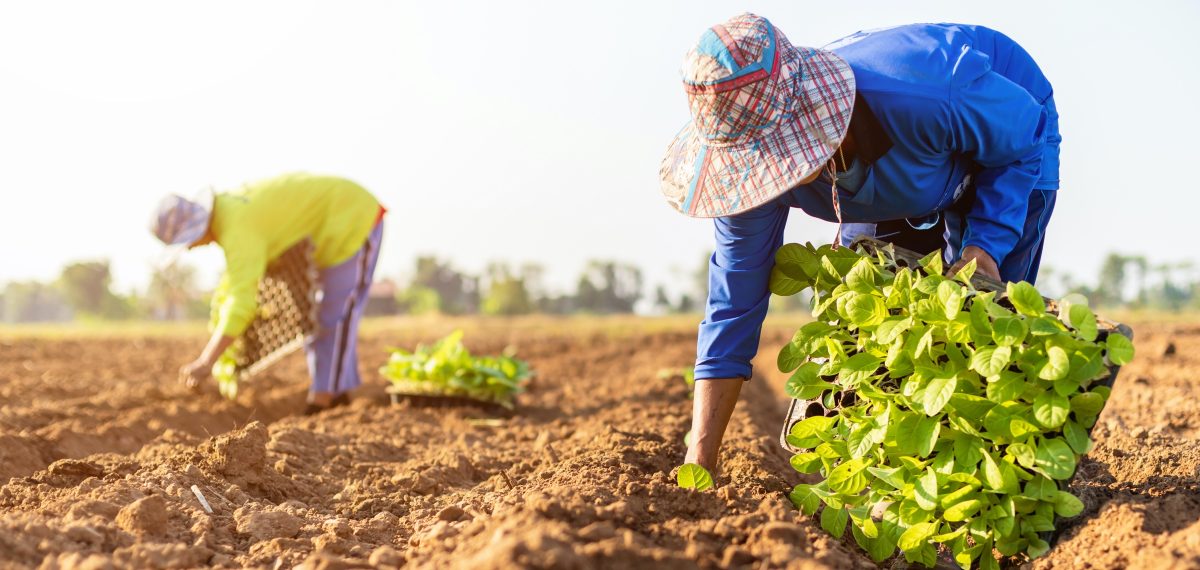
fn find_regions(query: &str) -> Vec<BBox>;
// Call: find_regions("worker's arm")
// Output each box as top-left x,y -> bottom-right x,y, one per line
211,243 -> 267,339
181,242 -> 266,387
179,333 -> 235,387
949,56 -> 1047,272
688,201 -> 789,473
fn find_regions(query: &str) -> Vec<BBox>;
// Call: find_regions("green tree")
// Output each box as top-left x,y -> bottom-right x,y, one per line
1147,262 -> 1196,310
652,285 -> 673,314
675,293 -> 697,314
481,263 -> 533,316
1094,254 -> 1128,307
407,256 -> 480,314
398,285 -> 441,315
1127,255 -> 1149,306
148,261 -> 199,320
58,260 -> 132,319
574,260 -> 643,314
1,281 -> 72,323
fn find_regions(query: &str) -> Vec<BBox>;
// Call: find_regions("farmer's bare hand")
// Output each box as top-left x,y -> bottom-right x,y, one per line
951,246 -> 1000,281
179,358 -> 213,389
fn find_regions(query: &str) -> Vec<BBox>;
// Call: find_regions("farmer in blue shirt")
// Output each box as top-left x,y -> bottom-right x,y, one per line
659,14 -> 1059,473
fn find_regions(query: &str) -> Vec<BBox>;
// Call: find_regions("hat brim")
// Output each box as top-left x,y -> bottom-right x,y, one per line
660,47 -> 855,218
170,187 -> 215,246
152,188 -> 215,269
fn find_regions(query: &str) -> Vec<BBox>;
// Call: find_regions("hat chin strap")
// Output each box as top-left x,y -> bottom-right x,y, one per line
828,146 -> 847,249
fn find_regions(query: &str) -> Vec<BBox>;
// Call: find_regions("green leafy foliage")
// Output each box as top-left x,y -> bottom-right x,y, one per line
773,242 -> 1134,568
677,463 -> 714,491
379,330 -> 531,408
211,351 -> 240,400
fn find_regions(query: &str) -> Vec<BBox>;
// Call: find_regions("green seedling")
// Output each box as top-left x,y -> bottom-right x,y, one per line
658,367 -> 697,397
772,242 -> 1133,568
677,463 -> 714,491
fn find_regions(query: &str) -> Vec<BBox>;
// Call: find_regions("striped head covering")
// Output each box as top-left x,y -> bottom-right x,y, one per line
660,13 -> 856,218
150,190 -> 214,247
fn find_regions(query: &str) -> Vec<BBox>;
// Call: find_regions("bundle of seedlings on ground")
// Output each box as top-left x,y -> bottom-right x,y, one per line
772,241 -> 1135,569
380,330 -> 531,409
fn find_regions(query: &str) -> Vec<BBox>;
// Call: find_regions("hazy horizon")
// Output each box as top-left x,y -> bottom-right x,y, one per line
2,1 -> 1197,301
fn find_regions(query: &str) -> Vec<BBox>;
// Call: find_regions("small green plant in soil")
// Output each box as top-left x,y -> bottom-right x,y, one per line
658,367 -> 697,397
678,463 -> 714,491
659,367 -> 698,446
380,330 -> 531,409
772,242 -> 1134,568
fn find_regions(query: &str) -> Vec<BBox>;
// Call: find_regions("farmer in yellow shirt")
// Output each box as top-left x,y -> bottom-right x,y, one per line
150,173 -> 385,413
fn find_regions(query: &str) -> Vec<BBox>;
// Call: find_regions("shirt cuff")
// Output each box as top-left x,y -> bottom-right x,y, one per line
694,359 -> 753,381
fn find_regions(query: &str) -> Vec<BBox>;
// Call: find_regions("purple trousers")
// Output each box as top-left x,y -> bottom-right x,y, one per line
305,221 -> 383,395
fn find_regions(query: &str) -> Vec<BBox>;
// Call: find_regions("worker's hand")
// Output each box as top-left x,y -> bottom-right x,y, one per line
179,357 -> 213,389
950,245 -> 1001,281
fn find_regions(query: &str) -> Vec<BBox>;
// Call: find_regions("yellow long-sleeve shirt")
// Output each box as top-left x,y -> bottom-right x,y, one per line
211,173 -> 381,337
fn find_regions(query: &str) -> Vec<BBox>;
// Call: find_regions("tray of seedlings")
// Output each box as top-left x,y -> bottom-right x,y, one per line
379,330 -> 531,416
772,237 -> 1134,569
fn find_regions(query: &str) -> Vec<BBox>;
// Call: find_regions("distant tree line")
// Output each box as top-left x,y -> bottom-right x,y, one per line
0,256 -> 694,323
0,260 -> 209,324
1042,253 -> 1200,311
3,251 -> 1195,324
387,257 -> 670,316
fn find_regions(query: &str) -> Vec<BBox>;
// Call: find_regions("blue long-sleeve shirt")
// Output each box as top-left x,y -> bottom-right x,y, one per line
696,24 -> 1059,380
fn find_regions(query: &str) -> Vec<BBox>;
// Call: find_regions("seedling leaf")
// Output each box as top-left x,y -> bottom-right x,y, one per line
1053,491 -> 1085,517
1106,333 -> 1135,365
1007,281 -> 1046,316
821,506 -> 850,538
1034,438 -> 1076,480
1032,392 -> 1070,429
677,464 -> 714,491
789,483 -> 822,515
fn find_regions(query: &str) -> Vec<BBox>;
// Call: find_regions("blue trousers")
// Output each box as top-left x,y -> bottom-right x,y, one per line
305,221 -> 383,395
843,188 -> 1056,284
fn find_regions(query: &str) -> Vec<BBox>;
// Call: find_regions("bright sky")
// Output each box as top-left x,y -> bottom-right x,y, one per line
2,1 -> 1197,300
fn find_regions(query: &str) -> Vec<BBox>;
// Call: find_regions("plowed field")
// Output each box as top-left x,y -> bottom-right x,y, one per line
0,317 -> 1196,569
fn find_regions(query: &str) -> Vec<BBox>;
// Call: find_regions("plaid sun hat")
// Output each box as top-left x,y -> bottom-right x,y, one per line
660,13 -> 856,218
149,189 -> 214,248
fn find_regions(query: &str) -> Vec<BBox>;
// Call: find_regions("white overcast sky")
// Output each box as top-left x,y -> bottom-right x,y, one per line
1,0 -> 1196,299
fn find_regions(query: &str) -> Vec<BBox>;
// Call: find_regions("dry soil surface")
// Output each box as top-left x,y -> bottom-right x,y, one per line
0,318 -> 1196,569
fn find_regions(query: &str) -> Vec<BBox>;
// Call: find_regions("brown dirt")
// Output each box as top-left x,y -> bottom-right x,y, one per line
1037,323 -> 1200,570
0,319 -> 1196,569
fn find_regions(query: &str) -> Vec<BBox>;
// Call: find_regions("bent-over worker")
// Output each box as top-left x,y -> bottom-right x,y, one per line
659,15 -> 1060,473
